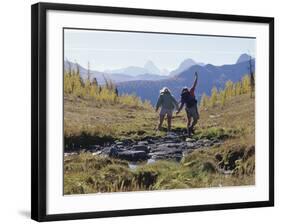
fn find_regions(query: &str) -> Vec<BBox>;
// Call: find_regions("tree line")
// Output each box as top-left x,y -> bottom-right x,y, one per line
200,74 -> 253,109
63,63 -> 151,108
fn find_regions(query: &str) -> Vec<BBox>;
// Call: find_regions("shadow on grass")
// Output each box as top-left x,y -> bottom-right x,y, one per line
64,132 -> 115,151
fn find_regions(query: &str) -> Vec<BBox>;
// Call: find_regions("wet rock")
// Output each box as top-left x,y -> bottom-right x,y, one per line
185,138 -> 196,143
157,143 -> 183,148
91,133 -> 223,163
149,145 -> 183,160
164,134 -> 181,141
115,150 -> 148,162
88,145 -> 101,151
162,138 -> 181,143
185,142 -> 197,149
146,138 -> 156,144
138,141 -> 148,145
132,145 -> 150,153
115,141 -> 124,146
196,139 -> 214,147
198,139 -> 212,144
109,146 -> 119,157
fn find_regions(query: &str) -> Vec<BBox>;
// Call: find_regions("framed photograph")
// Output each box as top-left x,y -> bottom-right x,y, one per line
31,2 -> 274,222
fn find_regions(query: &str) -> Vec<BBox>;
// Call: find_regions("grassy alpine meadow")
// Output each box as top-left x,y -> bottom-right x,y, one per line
63,75 -> 255,194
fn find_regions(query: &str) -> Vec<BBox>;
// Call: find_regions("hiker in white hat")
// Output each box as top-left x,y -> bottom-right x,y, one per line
155,87 -> 179,132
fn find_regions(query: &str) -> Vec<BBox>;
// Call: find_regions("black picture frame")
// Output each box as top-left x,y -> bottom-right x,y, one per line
31,2 -> 274,222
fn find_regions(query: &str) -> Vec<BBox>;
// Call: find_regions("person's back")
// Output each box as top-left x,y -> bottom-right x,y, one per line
155,87 -> 179,132
157,92 -> 178,110
181,90 -> 197,108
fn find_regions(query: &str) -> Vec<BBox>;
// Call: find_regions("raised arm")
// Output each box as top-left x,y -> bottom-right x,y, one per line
190,72 -> 198,91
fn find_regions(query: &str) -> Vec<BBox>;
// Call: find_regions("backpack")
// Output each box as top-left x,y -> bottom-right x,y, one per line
181,91 -> 197,108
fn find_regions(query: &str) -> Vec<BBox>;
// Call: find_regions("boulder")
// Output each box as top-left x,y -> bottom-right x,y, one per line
138,141 -> 148,145
196,139 -> 213,147
149,145 -> 183,160
185,138 -> 196,143
163,139 -> 181,143
115,150 -> 148,162
185,142 -> 197,149
156,143 -> 183,149
109,146 -> 119,157
115,141 -> 124,146
132,145 -> 150,153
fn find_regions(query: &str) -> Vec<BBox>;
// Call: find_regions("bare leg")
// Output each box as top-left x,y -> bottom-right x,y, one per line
167,115 -> 172,131
158,114 -> 165,130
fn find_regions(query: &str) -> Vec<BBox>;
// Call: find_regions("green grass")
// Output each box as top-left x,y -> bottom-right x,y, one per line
193,127 -> 243,140
64,149 -> 254,194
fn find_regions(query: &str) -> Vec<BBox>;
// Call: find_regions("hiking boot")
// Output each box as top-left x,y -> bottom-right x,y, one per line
186,128 -> 191,137
189,127 -> 195,135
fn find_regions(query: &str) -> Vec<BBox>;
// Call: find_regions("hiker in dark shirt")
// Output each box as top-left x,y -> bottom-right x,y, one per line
176,72 -> 199,136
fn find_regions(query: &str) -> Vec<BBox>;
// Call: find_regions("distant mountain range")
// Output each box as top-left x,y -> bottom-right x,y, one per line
169,58 -> 204,77
236,53 -> 253,64
64,54 -> 255,105
117,54 -> 255,105
64,60 -> 168,84
64,58 -> 205,84
105,60 -> 167,76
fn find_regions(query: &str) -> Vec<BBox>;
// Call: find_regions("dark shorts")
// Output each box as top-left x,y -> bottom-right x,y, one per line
185,105 -> 199,120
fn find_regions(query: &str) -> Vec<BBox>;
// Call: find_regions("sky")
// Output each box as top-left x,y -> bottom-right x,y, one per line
64,29 -> 256,73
